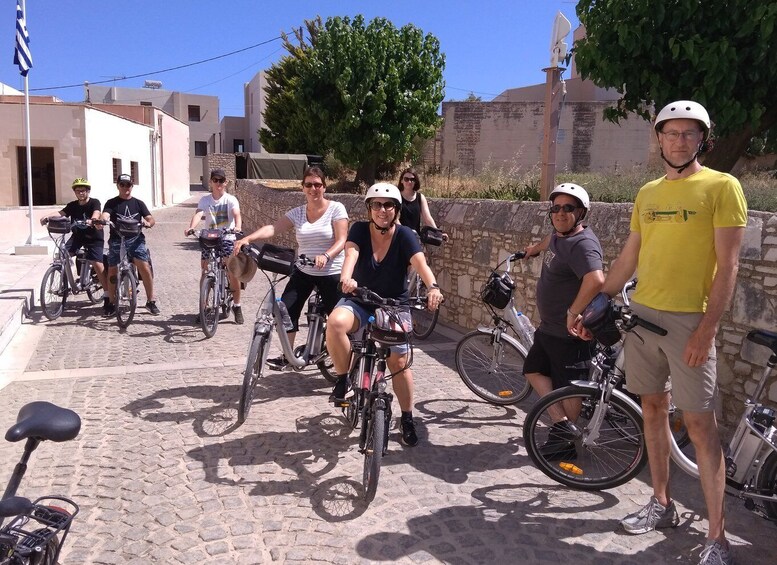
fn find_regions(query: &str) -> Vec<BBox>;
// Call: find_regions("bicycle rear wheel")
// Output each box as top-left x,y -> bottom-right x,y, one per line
85,276 -> 104,304
238,332 -> 271,424
40,265 -> 66,321
115,271 -> 137,328
199,276 -> 219,338
523,386 -> 647,490
316,344 -> 338,383
757,450 -> 777,520
409,278 -> 439,340
455,330 -> 531,405
362,406 -> 386,503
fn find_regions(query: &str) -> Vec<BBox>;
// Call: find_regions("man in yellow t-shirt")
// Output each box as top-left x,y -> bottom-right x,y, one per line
589,101 -> 746,565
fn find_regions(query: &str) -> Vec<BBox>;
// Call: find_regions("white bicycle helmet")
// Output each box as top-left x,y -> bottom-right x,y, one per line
364,182 -> 402,205
654,100 -> 711,141
550,183 -> 590,214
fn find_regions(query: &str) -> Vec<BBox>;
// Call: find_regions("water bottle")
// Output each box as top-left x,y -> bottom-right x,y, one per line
276,299 -> 293,331
516,312 -> 535,341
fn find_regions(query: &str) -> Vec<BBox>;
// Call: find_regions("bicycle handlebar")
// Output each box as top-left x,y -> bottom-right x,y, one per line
622,310 -> 668,336
338,283 -> 403,307
187,227 -> 242,237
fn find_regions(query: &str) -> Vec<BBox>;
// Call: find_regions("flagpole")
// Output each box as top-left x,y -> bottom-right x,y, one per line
23,68 -> 33,245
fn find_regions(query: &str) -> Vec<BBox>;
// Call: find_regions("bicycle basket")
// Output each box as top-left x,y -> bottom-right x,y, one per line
255,243 -> 296,275
582,292 -> 622,347
116,218 -> 142,237
481,272 -> 515,310
46,217 -> 71,234
198,228 -> 222,249
371,308 -> 412,345
419,226 -> 444,246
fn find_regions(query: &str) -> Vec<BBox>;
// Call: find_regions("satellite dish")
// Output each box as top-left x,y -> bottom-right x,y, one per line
549,12 -> 572,67
143,80 -> 163,89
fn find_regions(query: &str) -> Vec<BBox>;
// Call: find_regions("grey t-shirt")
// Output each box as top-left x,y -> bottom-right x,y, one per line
536,226 -> 603,338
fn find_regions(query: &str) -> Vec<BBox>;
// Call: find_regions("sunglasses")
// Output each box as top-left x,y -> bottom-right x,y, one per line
549,203 -> 579,214
73,188 -> 90,193
118,182 -> 132,188
303,182 -> 324,189
369,201 -> 397,211
402,177 -> 416,182
211,177 -> 227,184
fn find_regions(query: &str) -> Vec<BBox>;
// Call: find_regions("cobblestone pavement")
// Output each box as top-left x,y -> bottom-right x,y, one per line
0,198 -> 774,564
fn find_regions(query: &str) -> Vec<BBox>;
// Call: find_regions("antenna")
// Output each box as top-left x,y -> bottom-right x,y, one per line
549,11 -> 572,68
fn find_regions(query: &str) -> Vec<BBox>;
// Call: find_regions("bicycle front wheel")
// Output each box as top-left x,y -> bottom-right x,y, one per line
115,271 -> 137,328
455,330 -> 531,405
523,386 -> 647,490
85,275 -> 104,304
316,343 -> 338,383
238,332 -> 270,424
40,265 -> 66,321
199,276 -> 219,338
409,278 -> 439,340
757,450 -> 777,520
362,406 -> 386,503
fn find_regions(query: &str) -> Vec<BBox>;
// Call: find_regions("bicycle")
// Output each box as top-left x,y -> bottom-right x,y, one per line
454,251 -> 535,405
407,226 -> 445,340
186,227 -> 242,338
237,243 -> 336,424
39,217 -> 104,321
337,286 -> 420,504
0,401 -> 81,564
523,295 -> 777,522
101,219 -> 151,329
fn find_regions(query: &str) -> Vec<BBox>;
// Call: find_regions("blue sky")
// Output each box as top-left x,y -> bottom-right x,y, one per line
4,1 -> 580,118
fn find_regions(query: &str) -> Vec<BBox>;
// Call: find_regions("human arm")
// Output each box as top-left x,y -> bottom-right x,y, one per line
683,226 -> 744,367
409,251 -> 443,311
567,269 -> 605,335
525,233 -> 551,257
185,210 -> 204,236
233,216 -> 294,254
315,217 -> 348,270
601,231 -> 641,297
232,207 -> 242,232
40,208 -> 67,225
419,194 -> 448,241
143,214 -> 155,229
338,241 -> 361,294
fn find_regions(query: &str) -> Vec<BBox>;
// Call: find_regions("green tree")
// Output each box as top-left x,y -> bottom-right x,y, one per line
574,0 -> 777,172
261,15 -> 445,184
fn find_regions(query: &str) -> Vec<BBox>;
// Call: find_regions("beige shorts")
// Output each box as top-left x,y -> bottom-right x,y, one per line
623,302 -> 718,412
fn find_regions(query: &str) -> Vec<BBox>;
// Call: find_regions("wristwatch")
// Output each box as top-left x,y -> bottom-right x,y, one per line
430,283 -> 440,289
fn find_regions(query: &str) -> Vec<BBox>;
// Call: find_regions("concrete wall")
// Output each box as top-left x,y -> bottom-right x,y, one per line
234,180 -> 777,430
440,100 -> 655,174
244,71 -> 267,153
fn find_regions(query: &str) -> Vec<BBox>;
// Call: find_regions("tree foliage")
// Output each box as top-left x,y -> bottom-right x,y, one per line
574,0 -> 777,172
260,15 -> 445,184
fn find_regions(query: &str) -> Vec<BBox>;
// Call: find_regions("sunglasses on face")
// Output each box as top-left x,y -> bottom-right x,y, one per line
550,203 -> 579,214
369,201 -> 397,211
119,182 -> 132,188
211,177 -> 227,184
303,182 -> 324,189
402,177 -> 415,182
73,188 -> 89,194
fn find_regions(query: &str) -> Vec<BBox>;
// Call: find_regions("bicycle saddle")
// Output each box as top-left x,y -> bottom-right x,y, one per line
747,329 -> 777,356
0,495 -> 33,518
5,401 -> 81,443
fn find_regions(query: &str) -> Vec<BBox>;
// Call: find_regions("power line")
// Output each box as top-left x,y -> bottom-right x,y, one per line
30,34 -> 288,92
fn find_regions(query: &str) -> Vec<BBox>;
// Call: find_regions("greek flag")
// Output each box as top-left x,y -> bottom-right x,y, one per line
13,1 -> 32,77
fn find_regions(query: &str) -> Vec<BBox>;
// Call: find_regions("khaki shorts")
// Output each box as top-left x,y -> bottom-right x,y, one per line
623,302 -> 718,412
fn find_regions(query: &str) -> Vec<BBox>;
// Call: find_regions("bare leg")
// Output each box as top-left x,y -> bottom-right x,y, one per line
388,353 -> 413,412
91,260 -> 108,290
640,392 -> 673,507
326,307 -> 358,375
134,259 -> 154,301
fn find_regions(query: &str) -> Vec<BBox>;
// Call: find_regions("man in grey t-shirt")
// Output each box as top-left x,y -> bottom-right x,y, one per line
523,183 -> 604,460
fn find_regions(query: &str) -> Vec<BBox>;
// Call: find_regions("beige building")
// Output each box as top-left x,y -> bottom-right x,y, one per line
219,70 -> 268,158
0,94 -> 189,210
87,84 -> 218,187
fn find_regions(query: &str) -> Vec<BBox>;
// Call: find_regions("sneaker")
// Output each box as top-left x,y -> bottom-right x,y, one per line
539,420 -> 579,461
194,314 -> 201,325
103,302 -> 116,317
102,296 -> 110,312
266,356 -> 289,371
400,416 -> 419,447
698,539 -> 734,565
621,496 -> 680,534
233,305 -> 244,324
329,376 -> 353,404
145,301 -> 160,315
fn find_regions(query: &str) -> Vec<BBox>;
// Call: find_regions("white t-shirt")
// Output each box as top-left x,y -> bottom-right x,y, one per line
286,201 -> 348,276
197,193 -> 240,240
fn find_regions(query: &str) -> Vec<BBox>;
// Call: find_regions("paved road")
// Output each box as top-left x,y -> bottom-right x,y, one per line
0,197 -> 774,564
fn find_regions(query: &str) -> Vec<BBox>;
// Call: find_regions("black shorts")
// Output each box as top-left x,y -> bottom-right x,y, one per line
524,330 -> 593,389
67,235 -> 104,262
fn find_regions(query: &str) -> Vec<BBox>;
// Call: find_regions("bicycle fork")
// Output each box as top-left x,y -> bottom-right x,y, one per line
359,358 -> 393,456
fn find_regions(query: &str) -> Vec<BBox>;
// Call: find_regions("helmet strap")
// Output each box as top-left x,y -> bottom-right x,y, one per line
659,148 -> 699,175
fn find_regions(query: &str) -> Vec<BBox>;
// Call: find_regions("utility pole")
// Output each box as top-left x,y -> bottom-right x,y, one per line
540,12 -> 571,201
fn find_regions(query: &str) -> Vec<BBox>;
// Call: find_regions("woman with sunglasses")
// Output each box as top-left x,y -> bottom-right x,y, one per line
234,166 -> 348,370
325,182 -> 443,447
397,167 -> 447,240
522,183 -> 604,460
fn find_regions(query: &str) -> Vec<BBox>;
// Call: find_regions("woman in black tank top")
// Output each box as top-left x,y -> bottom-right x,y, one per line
397,167 -> 446,238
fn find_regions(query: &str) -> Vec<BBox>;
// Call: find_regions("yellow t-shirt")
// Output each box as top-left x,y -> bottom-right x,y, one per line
630,167 -> 747,312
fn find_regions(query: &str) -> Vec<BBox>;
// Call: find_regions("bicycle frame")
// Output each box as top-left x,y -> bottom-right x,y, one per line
48,226 -> 95,295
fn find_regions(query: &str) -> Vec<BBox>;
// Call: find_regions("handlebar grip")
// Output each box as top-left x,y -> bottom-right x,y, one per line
512,251 -> 527,260
634,316 -> 667,336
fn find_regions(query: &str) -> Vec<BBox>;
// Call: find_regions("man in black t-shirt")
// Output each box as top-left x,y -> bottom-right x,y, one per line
101,174 -> 159,316
40,177 -> 108,311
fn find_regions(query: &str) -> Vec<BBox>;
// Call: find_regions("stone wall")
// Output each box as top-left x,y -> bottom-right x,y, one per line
234,180 -> 777,429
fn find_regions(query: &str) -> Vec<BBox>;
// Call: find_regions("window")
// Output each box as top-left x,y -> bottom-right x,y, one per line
112,158 -> 121,182
233,139 -> 244,153
130,161 -> 139,183
140,101 -> 152,107
194,141 -> 208,157
188,105 -> 201,122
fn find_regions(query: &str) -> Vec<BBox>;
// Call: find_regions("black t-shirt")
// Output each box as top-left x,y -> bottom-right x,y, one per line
103,196 -> 151,241
400,195 -> 422,233
347,221 -> 422,303
61,198 -> 104,242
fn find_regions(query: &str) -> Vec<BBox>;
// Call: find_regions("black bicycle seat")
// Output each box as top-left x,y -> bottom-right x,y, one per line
0,495 -> 33,518
746,329 -> 777,356
5,401 -> 81,443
